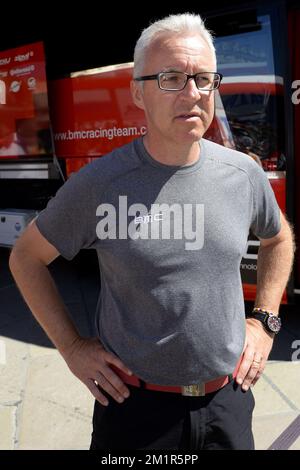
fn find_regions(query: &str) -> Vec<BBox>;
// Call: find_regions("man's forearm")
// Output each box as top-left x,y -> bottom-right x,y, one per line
9,249 -> 81,357
255,235 -> 294,313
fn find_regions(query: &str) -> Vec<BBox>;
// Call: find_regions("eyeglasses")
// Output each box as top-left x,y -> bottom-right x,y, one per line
134,71 -> 223,91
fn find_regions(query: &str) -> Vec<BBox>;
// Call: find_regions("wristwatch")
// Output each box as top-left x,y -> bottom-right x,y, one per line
246,308 -> 282,334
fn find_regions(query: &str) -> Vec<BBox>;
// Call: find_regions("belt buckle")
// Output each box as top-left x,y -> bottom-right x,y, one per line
181,383 -> 205,397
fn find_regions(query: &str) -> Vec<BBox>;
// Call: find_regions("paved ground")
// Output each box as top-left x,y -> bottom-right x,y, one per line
1,247 -> 300,450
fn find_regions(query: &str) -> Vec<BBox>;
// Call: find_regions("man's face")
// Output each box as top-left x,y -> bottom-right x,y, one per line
131,34 -> 216,147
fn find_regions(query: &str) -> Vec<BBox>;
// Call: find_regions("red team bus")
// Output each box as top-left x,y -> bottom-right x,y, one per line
0,0 -> 299,303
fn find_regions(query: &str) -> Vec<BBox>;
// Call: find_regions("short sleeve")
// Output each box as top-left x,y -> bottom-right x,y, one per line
250,165 -> 281,239
36,165 -> 99,260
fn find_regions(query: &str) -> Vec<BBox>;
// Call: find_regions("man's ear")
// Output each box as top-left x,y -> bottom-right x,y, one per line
131,80 -> 145,110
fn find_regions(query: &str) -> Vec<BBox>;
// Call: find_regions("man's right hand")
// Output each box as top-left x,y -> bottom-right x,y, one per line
9,222 -> 132,407
62,337 -> 133,406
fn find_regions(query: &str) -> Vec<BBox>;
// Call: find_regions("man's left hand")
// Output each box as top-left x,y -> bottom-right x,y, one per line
236,318 -> 275,391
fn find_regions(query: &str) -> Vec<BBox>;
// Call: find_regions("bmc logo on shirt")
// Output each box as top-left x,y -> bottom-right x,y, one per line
95,196 -> 204,251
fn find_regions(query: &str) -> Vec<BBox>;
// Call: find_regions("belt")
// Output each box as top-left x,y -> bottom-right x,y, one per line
111,356 -> 242,397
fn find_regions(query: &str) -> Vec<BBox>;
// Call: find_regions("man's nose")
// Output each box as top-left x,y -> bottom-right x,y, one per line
181,77 -> 201,99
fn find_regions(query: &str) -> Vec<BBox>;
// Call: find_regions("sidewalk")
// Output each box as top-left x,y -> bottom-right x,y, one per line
0,248 -> 97,450
1,247 -> 300,450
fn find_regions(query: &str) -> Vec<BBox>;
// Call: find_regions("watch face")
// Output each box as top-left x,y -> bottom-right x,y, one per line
267,315 -> 281,333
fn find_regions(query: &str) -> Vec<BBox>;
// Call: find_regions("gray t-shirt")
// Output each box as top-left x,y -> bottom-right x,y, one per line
36,138 -> 281,385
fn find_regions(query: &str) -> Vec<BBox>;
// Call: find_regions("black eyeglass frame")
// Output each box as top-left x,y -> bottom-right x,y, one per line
134,71 -> 223,91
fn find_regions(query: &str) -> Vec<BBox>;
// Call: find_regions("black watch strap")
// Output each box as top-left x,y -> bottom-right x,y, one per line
246,309 -> 281,334
247,311 -> 268,323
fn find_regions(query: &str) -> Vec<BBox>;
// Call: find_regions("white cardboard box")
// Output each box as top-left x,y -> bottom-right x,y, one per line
0,209 -> 38,247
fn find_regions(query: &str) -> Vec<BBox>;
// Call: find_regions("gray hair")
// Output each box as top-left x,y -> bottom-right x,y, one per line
133,13 -> 216,77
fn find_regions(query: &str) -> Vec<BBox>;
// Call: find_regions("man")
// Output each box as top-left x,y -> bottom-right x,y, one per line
9,13 -> 294,450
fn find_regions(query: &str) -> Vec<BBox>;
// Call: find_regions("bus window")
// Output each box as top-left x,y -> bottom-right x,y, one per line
220,84 -> 285,171
207,10 -> 285,171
